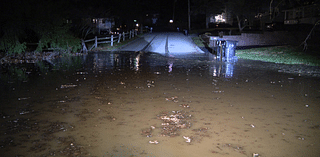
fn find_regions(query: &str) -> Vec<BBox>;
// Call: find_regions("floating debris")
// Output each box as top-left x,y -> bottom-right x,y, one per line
157,110 -> 192,137
141,128 -> 153,137
60,85 -> 77,88
183,136 -> 191,143
148,140 -> 159,144
253,153 -> 260,157
18,97 -> 30,100
19,111 -> 30,115
76,72 -> 88,75
223,143 -> 247,155
146,80 -> 155,88
165,96 -> 179,103
179,104 -> 190,108
192,127 -> 208,133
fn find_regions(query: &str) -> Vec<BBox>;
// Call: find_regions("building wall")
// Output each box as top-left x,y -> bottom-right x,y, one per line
207,31 -> 306,47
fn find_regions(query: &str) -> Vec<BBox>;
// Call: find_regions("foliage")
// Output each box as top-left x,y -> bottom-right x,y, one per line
191,37 -> 205,47
0,0 -> 81,55
35,24 -> 81,53
190,0 -> 225,28
226,0 -> 261,32
236,46 -> 320,66
191,0 -> 224,15
0,35 -> 27,55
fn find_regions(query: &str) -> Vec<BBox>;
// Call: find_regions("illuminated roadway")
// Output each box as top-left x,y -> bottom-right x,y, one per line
117,32 -> 205,56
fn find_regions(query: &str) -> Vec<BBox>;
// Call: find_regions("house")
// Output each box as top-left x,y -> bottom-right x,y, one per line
92,18 -> 115,35
283,4 -> 320,25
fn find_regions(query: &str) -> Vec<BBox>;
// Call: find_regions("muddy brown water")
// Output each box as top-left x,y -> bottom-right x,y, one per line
0,51 -> 319,157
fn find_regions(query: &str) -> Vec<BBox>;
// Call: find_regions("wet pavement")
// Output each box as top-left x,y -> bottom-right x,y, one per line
116,32 -> 204,55
0,51 -> 320,157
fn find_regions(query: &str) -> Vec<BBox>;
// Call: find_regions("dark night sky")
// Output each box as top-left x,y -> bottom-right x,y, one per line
0,0 -> 318,28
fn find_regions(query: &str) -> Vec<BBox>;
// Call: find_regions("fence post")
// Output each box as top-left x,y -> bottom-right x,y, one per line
123,32 -> 125,41
118,34 -> 121,43
132,29 -> 134,38
94,36 -> 97,48
81,39 -> 88,53
111,35 -> 114,46
129,30 -> 132,39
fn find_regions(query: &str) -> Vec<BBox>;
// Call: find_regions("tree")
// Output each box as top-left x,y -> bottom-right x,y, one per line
191,0 -> 225,29
226,0 -> 261,32
0,0 -> 81,55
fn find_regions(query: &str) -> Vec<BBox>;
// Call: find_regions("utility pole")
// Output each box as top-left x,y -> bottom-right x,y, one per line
188,0 -> 191,31
173,0 -> 177,21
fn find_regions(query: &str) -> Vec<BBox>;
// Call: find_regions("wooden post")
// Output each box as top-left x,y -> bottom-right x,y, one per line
94,36 -> 97,48
111,35 -> 114,46
81,39 -> 88,53
132,29 -> 134,38
123,32 -> 125,41
118,34 -> 121,43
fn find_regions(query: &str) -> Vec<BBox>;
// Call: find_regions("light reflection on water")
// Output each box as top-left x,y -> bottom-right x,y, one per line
0,51 -> 319,157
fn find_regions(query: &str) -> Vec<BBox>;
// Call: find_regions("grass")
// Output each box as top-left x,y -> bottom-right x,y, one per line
236,46 -> 320,66
191,36 -> 206,47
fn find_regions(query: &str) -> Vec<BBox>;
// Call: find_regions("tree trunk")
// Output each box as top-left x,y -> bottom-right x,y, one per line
205,13 -> 210,29
300,20 -> 320,51
81,39 -> 88,53
236,15 -> 246,32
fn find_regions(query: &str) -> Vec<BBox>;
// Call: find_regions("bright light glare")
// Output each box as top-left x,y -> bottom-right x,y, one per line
169,19 -> 173,23
145,34 -> 204,55
215,14 -> 226,23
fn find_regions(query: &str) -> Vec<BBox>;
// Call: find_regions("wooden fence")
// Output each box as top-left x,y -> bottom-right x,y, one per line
83,29 -> 138,51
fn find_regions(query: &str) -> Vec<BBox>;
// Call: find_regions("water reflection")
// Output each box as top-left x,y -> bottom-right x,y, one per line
1,51 -> 319,157
210,62 -> 234,78
0,56 -> 84,84
88,51 -> 236,78
90,52 -> 145,73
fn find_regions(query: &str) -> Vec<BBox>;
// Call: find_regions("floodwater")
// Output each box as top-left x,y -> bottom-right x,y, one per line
0,51 -> 319,157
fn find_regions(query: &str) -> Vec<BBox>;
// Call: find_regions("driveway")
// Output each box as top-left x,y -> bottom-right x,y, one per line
117,32 -> 204,56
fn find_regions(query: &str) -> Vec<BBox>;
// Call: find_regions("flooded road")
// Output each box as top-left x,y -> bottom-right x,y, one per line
0,51 -> 319,157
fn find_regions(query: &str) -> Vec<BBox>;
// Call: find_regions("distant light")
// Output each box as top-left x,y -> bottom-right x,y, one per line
136,23 -> 139,27
134,20 -> 137,22
169,19 -> 173,23
215,14 -> 226,23
146,14 -> 149,16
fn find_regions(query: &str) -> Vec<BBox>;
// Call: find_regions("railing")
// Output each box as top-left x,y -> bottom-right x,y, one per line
83,29 -> 138,51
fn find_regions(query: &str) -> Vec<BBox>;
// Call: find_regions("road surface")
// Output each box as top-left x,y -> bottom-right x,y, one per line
117,32 -> 205,56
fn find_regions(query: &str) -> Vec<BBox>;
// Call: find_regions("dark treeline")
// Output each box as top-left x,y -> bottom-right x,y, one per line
0,0 -> 118,55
